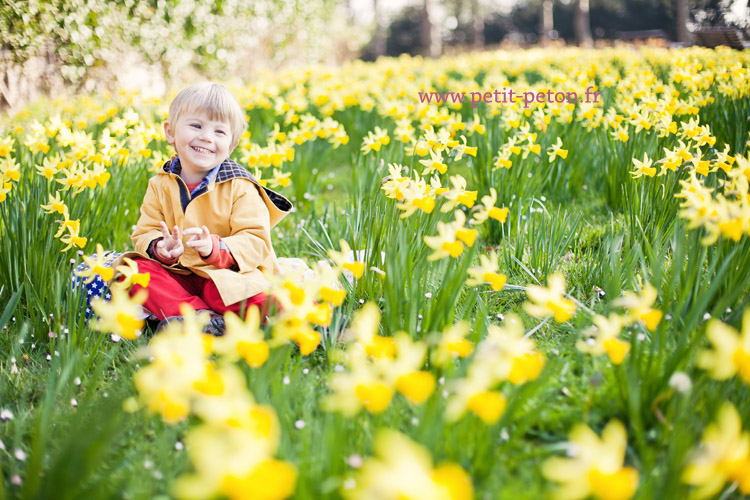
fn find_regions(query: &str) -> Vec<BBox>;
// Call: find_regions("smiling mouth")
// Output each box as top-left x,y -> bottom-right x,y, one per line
191,145 -> 213,155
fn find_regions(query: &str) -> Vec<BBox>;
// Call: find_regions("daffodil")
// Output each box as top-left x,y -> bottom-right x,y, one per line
470,188 -> 509,225
77,243 -> 116,284
524,273 -> 576,323
268,168 -> 291,188
0,181 -> 11,203
0,136 -> 14,157
465,252 -> 506,290
91,287 -> 147,341
542,420 -> 639,500
576,314 -> 631,364
613,283 -> 662,331
344,430 -> 473,500
547,137 -> 568,162
697,309 -> 750,384
210,307 -> 269,368
323,347 -> 394,416
446,314 -> 542,423
360,127 -> 390,155
0,157 -> 20,182
113,257 -> 151,289
432,321 -> 473,366
424,211 -> 475,261
683,403 -> 750,499
173,421 -> 296,500
35,154 -> 62,179
133,306 -> 215,423
612,126 -> 629,143
41,191 -> 68,216
328,240 -> 365,278
445,363 -> 506,424
483,314 -> 545,384
630,153 -> 656,179
57,219 -> 88,252
419,149 -> 448,176
440,174 -> 477,211
272,316 -> 321,354
344,302 -> 396,359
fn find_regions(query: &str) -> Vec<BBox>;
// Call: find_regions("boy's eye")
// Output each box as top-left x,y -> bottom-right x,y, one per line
216,130 -> 226,135
190,124 -> 201,128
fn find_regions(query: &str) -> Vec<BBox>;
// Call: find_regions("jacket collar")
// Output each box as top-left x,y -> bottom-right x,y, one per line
159,157 -> 293,213
161,156 -> 253,183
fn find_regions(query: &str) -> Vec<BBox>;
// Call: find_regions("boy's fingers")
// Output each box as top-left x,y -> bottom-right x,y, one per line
202,226 -> 210,238
160,222 -> 170,239
172,226 -> 180,240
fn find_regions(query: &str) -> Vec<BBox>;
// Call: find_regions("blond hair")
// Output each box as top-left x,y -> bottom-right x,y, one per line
167,82 -> 245,146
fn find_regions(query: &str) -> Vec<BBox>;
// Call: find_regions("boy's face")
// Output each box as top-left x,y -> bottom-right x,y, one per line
164,111 -> 238,182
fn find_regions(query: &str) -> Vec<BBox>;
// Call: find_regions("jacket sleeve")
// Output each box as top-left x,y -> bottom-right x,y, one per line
132,178 -> 168,257
221,182 -> 273,273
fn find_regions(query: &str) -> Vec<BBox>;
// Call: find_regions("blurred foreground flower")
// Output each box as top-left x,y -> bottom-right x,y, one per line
577,314 -> 631,365
91,287 -> 147,340
446,315 -> 544,424
524,273 -> 576,323
683,403 -> 750,499
211,307 -> 269,368
698,309 -> 750,384
613,283 -> 662,332
174,422 -> 296,500
133,306 -> 214,423
343,430 -> 473,500
325,304 -> 435,414
542,420 -> 639,500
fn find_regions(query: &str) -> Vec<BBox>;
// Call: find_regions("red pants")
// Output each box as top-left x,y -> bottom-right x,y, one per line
129,258 -> 275,321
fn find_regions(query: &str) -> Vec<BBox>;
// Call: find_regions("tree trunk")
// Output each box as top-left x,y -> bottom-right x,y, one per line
471,0 -> 484,49
420,0 -> 441,58
574,0 -> 593,48
676,0 -> 690,44
373,0 -> 386,58
539,0 -> 554,46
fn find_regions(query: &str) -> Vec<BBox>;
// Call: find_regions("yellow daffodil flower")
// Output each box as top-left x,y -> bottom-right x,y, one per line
344,430 -> 473,500
683,403 -> 750,499
524,273 -> 576,323
542,420 -> 639,500
697,309 -> 750,384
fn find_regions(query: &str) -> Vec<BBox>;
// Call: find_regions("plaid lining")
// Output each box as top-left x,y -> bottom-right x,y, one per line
161,158 -> 293,212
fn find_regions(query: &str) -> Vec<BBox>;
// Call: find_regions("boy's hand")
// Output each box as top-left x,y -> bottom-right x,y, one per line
156,222 -> 184,261
184,225 -> 213,257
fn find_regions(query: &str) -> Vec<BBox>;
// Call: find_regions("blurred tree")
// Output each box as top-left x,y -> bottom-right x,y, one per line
421,0 -> 442,57
677,0 -> 691,42
0,0 -> 339,107
372,0 -> 387,58
539,0 -> 555,45
574,0 -> 594,46
472,0 -> 486,48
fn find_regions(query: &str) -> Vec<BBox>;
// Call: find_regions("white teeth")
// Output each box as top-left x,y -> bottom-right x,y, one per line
192,146 -> 211,154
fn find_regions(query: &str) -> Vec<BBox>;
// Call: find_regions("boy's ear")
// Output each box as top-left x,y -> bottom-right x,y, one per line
164,121 -> 175,145
229,138 -> 240,154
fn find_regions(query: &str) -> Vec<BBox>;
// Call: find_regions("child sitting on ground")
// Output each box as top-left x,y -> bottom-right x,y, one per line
113,82 -> 292,335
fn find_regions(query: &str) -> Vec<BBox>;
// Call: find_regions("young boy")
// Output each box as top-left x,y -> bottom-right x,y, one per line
114,82 -> 292,335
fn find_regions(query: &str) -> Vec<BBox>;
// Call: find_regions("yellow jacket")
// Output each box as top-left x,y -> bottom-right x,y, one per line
113,158 -> 292,305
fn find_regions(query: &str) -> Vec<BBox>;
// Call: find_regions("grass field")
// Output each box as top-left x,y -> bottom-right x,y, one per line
1,46 -> 750,500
